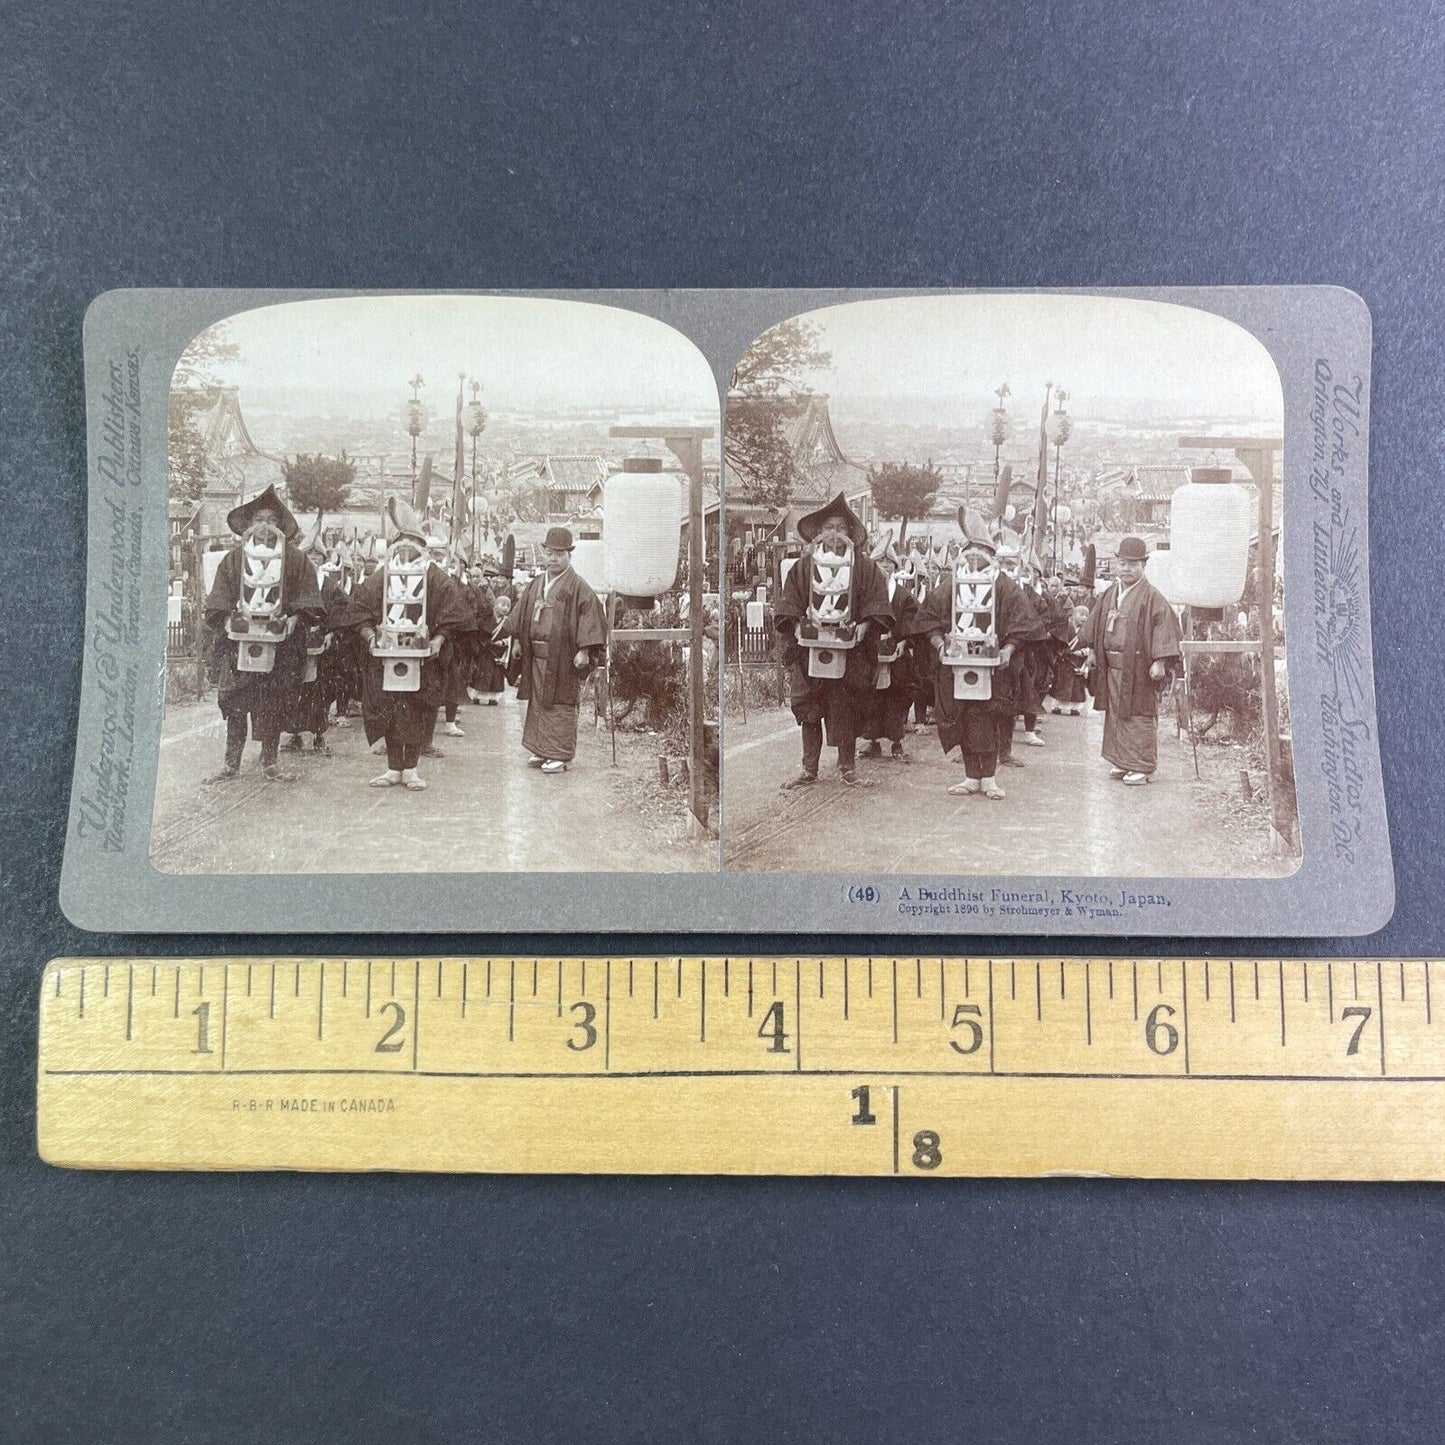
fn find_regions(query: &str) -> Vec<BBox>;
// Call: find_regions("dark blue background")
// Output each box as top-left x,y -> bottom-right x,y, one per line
3,2 -> 1443,1440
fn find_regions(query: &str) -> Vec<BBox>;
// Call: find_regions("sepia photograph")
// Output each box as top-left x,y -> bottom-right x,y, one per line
722,293 -> 1300,879
152,295 -> 720,875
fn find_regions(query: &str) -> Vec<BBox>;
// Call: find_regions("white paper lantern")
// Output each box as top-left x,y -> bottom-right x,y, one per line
1054,504 -> 1072,526
571,537 -> 607,593
1169,466 -> 1252,607
603,457 -> 684,597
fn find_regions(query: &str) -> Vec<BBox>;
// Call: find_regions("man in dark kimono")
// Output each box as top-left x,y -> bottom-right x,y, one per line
1035,573 -> 1074,714
339,498 -> 473,792
904,509 -> 1042,800
859,537 -> 919,763
284,522 -> 348,756
435,545 -> 479,741
1081,535 -> 1183,785
773,493 -> 893,788
467,566 -> 506,704
500,525 -> 607,774
993,542 -> 1050,762
1050,603 -> 1093,715
203,484 -> 324,784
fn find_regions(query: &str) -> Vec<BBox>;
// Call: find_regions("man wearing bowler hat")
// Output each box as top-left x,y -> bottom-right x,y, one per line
500,525 -> 607,774
1081,535 -> 1183,785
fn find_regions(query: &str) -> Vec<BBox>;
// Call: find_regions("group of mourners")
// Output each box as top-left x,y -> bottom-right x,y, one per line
200,485 -> 607,792
773,492 -> 1183,799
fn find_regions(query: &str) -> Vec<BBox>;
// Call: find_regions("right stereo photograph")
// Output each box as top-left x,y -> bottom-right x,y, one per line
721,293 -> 1300,881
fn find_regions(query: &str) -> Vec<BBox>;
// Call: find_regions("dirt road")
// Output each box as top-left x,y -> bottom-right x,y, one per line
723,704 -> 1294,879
152,693 -> 714,875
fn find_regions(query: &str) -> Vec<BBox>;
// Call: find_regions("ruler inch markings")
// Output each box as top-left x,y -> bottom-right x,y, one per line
411,960 -> 420,1071
1377,960 -> 1387,1077
1279,961 -> 1287,1048
1181,960 -> 1190,1075
37,956 -> 1445,1179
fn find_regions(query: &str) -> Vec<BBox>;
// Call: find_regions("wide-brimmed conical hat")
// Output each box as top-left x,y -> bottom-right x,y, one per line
227,483 -> 298,540
796,493 -> 867,548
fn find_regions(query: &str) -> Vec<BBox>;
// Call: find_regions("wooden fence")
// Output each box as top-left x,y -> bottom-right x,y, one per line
167,620 -> 197,657
733,618 -> 776,668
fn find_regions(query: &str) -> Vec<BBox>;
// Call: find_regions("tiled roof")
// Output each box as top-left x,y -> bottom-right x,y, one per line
543,455 -> 609,486
1131,465 -> 1195,502
729,393 -> 868,503
1094,464 -> 1197,502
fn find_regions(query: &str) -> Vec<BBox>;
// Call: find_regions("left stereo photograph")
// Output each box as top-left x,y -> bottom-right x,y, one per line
89,293 -> 722,898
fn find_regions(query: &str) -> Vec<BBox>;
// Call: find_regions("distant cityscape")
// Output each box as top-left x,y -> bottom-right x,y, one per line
825,404 -> 1279,482
236,401 -> 721,492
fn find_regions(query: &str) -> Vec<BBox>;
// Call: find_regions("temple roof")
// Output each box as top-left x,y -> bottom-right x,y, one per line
728,392 -> 869,504
507,455 -> 610,489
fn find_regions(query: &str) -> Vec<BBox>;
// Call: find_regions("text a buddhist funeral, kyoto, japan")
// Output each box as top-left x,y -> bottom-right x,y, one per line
155,295 -> 720,876
722,294 -> 1298,882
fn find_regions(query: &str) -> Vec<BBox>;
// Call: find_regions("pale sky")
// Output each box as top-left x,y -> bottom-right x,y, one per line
187,295 -> 718,418
791,293 -> 1285,423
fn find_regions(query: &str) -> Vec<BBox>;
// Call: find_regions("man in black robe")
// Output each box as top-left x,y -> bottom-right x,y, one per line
773,493 -> 894,788
1035,573 -> 1074,714
903,509 -> 1042,800
468,567 -> 507,703
339,498 -> 474,792
859,537 -> 919,763
284,524 -> 348,755
990,541 -> 1049,766
1081,535 -> 1183,784
437,550 -> 480,739
500,526 -> 608,774
202,484 -> 324,784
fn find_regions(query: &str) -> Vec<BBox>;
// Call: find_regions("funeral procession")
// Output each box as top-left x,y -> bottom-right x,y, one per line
721,295 -> 1299,881
152,296 -> 720,876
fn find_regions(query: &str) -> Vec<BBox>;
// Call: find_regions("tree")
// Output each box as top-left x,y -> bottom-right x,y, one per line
168,324 -> 238,503
725,318 -> 831,509
868,460 -> 943,545
282,453 -> 357,514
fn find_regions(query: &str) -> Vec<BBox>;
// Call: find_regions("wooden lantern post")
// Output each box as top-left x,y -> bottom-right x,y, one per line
609,425 -> 714,834
1177,435 -> 1289,850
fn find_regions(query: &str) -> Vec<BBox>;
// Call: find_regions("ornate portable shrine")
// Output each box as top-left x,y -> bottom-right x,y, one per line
226,538 -> 291,675
798,540 -> 858,680
371,537 -> 430,692
942,543 -> 1001,700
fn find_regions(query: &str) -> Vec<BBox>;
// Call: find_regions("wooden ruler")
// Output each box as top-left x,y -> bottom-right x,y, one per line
36,956 -> 1445,1179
